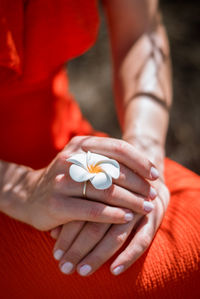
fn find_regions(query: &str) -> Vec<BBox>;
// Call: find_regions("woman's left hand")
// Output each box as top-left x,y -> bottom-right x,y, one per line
51,148 -> 170,276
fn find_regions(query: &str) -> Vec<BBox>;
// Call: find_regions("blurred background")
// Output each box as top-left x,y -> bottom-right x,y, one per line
68,0 -> 200,174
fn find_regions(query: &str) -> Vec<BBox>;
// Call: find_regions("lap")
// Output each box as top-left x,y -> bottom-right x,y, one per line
0,159 -> 199,298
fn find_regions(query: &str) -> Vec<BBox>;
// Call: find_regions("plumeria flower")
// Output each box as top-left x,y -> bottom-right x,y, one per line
67,151 -> 120,190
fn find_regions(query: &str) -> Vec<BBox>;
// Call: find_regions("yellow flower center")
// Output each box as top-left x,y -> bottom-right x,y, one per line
87,164 -> 102,174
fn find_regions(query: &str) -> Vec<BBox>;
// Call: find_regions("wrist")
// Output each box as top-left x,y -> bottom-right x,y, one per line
122,133 -> 165,174
0,161 -> 43,225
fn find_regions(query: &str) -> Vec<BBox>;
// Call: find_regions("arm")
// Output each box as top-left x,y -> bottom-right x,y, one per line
103,0 -> 172,171
0,136 -> 157,230
53,0 -> 171,276
0,144 -> 137,230
50,0 -> 172,276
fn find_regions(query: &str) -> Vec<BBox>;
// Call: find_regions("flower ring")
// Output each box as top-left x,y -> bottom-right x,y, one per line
67,151 -> 120,190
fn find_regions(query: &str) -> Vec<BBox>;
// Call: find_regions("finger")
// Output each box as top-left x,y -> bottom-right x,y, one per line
71,136 -> 159,180
50,195 -> 135,225
110,208 -> 160,275
109,181 -> 169,275
50,226 -> 62,239
55,163 -> 156,199
59,222 -> 110,274
56,177 -> 155,215
113,163 -> 157,198
53,221 -> 85,261
76,214 -> 142,276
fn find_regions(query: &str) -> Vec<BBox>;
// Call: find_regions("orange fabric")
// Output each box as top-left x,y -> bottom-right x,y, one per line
0,159 -> 200,298
0,1 -> 200,298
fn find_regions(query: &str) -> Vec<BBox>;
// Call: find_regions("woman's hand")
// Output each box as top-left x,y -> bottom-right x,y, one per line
51,138 -> 169,276
0,136 -> 158,232
52,177 -> 169,276
50,136 -> 162,274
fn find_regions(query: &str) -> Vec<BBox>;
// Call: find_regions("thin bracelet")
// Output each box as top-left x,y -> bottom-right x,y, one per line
125,92 -> 171,112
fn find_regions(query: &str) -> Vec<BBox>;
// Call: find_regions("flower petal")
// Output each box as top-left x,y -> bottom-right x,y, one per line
100,163 -> 120,179
69,164 -> 94,182
90,172 -> 112,190
98,158 -> 119,169
67,153 -> 87,169
87,152 -> 109,167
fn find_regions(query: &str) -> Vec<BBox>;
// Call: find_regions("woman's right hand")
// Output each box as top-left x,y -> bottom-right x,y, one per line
0,136 -> 158,231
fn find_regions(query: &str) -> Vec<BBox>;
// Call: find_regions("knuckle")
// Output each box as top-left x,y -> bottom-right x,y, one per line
139,234 -> 152,251
86,223 -> 105,238
115,232 -> 127,245
70,136 -> 80,143
68,136 -> 87,149
109,229 -> 127,245
56,151 -> 68,164
112,140 -> 128,155
47,196 -> 62,217
87,204 -> 102,219
66,249 -> 83,262
103,185 -> 115,203
52,174 -> 65,191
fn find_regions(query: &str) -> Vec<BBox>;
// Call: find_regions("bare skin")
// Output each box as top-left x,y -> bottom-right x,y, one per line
0,136 -> 159,231
52,0 -> 171,277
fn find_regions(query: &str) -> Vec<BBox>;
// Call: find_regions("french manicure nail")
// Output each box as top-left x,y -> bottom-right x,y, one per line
149,186 -> 157,199
60,262 -> 73,274
124,212 -> 134,222
79,264 -> 92,276
150,167 -> 159,179
54,249 -> 64,260
144,201 -> 154,212
112,265 -> 124,275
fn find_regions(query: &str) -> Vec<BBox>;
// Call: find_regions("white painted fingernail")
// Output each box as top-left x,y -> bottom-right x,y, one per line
149,186 -> 157,199
54,249 -> 64,260
144,201 -> 154,212
112,265 -> 124,275
150,167 -> 159,179
124,212 -> 134,222
60,262 -> 73,274
79,264 -> 92,276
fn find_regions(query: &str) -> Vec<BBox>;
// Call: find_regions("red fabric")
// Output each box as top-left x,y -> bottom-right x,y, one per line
0,0 -> 103,169
0,1 -> 200,298
0,159 -> 200,298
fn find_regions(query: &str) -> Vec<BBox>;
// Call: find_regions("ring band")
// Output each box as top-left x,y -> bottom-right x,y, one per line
83,181 -> 87,198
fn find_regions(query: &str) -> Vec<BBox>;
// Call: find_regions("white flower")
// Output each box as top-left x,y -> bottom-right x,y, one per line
67,151 -> 120,190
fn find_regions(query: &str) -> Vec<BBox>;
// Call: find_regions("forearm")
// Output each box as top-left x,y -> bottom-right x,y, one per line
115,23 -> 171,153
104,1 -> 172,169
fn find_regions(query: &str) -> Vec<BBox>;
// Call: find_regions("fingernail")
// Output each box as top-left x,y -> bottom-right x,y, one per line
149,186 -> 157,199
150,167 -> 159,179
124,212 -> 134,222
60,262 -> 73,274
112,265 -> 124,275
54,249 -> 64,260
79,264 -> 92,276
144,201 -> 154,212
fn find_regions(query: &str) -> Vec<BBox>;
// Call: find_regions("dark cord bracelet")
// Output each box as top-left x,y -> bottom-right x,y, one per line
125,92 -> 171,112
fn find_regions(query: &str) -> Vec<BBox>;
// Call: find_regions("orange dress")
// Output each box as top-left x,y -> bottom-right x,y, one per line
0,1 -> 199,298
